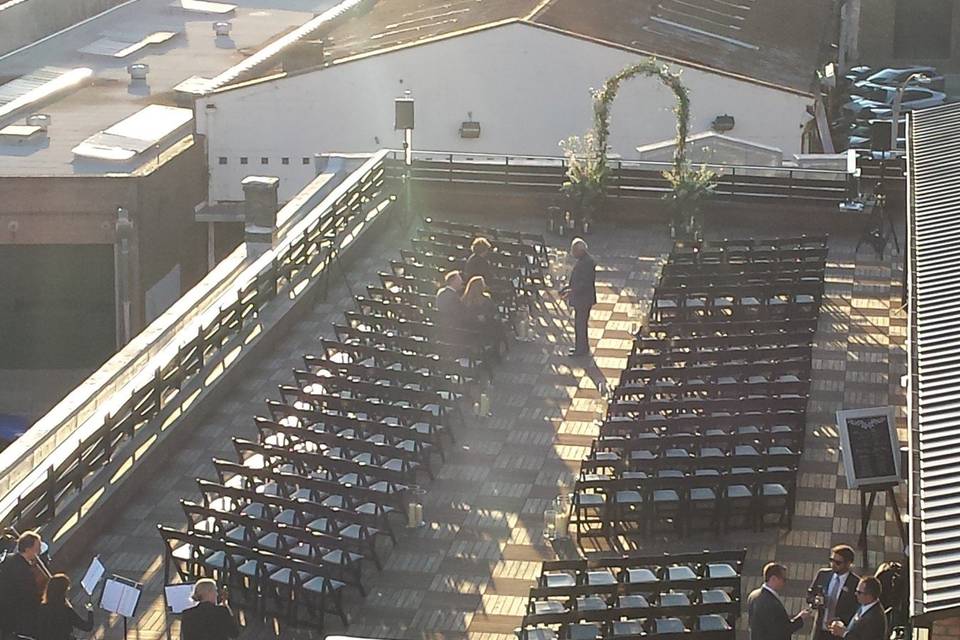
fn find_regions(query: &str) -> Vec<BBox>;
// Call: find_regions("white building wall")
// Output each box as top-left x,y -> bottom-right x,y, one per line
199,22 -> 812,202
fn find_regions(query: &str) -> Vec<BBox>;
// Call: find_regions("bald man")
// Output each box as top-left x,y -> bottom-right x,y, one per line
560,238 -> 596,356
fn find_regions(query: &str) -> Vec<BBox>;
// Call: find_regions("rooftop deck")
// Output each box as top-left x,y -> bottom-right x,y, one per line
54,208 -> 907,640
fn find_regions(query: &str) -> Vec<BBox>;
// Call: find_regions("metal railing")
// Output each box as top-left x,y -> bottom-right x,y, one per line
0,149 -> 395,534
385,150 -> 852,205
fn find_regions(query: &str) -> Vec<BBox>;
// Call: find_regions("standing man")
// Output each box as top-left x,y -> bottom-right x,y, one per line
0,530 -> 44,640
829,576 -> 887,640
560,238 -> 596,357
810,545 -> 861,640
747,562 -> 813,640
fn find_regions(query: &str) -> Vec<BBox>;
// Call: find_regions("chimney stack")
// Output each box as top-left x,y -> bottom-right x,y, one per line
242,176 -> 280,253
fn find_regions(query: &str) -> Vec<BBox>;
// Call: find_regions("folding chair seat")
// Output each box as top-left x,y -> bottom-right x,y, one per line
611,619 -> 644,637
566,623 -> 601,640
687,474 -> 720,534
653,618 -> 687,634
542,570 -> 577,589
618,594 -> 650,610
571,477 -> 610,537
698,614 -> 732,631
517,627 -> 558,640
575,595 -> 608,612
533,600 -> 568,616
622,567 -> 659,585
721,472 -> 756,532
585,569 -> 617,587
659,592 -> 690,607
700,589 -> 732,604
648,475 -> 685,535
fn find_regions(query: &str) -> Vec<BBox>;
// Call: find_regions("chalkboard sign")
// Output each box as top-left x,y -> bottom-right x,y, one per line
837,406 -> 901,489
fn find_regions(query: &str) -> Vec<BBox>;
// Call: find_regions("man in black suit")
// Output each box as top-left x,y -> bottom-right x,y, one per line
747,562 -> 813,640
810,545 -> 861,640
560,238 -> 596,357
829,576 -> 887,640
435,270 -> 464,321
0,530 -> 44,640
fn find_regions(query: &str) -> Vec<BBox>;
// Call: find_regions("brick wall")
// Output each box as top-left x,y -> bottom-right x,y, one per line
933,617 -> 960,640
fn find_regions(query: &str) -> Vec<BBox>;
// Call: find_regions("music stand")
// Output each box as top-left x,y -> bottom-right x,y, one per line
100,575 -> 142,640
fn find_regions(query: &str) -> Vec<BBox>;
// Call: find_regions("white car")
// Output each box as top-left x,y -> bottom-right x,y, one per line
843,85 -> 946,118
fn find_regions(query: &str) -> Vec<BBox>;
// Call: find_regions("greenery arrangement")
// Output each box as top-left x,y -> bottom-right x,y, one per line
560,58 -> 716,240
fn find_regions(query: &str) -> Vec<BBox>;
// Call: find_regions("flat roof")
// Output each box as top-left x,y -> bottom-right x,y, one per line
0,0 -> 338,177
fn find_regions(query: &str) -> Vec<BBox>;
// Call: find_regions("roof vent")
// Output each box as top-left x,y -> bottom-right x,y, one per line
0,123 -> 47,144
127,63 -> 149,82
25,113 -> 52,131
213,21 -> 232,37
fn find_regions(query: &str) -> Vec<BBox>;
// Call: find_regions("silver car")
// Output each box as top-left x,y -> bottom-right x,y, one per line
842,85 -> 946,118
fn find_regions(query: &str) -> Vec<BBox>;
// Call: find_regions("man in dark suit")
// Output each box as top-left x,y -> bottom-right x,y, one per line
560,238 -> 596,357
747,562 -> 813,640
0,531 -> 44,640
829,576 -> 887,640
435,270 -> 464,321
810,545 -> 861,640
181,578 -> 239,640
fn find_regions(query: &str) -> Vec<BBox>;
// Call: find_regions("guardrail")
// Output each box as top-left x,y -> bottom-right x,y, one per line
0,149 -> 395,534
385,151 -> 851,205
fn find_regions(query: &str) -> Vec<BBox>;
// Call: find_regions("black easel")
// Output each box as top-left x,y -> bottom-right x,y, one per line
856,160 -> 901,260
858,482 -> 908,560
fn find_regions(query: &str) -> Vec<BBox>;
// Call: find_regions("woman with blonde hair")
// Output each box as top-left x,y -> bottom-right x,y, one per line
36,574 -> 94,640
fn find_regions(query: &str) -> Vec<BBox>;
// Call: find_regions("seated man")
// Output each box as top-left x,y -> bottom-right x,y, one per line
436,270 -> 464,322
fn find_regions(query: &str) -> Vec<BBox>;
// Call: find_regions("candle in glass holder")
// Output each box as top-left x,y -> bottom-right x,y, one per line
543,508 -> 557,539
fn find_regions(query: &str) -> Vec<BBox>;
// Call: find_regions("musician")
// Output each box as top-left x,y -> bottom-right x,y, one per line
436,270 -> 464,322
180,579 -> 238,640
0,531 -> 45,640
36,574 -> 94,640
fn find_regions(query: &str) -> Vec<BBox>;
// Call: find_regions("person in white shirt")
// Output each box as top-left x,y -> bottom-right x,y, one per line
829,576 -> 888,640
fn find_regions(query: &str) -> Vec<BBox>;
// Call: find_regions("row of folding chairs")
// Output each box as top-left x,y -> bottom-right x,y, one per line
158,524 -> 350,628
423,217 -> 549,271
650,291 -> 821,323
518,551 -> 745,640
572,467 -> 796,537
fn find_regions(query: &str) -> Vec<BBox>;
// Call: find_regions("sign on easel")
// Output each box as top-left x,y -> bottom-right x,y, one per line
837,406 -> 900,489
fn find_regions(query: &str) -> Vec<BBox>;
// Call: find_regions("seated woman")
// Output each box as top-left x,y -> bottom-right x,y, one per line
36,574 -> 94,640
460,275 -> 507,361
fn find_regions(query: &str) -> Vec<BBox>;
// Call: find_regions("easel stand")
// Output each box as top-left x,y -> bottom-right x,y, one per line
855,161 -> 901,260
858,482 -> 908,558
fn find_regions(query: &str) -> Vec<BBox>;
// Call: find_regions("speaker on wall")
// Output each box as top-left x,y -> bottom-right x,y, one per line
395,98 -> 414,130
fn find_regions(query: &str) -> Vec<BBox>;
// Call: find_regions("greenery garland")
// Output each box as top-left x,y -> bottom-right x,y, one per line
561,58 -> 715,239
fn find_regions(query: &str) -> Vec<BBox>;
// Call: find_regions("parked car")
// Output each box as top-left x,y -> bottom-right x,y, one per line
853,66 -> 945,93
843,86 -> 946,118
0,414 -> 29,452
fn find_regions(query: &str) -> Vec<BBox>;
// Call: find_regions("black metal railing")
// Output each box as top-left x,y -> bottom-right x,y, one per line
385,151 -> 852,205
0,151 -> 394,533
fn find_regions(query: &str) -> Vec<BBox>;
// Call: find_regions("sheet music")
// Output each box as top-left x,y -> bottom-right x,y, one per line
164,584 -> 197,614
100,577 -> 141,618
81,557 -> 105,596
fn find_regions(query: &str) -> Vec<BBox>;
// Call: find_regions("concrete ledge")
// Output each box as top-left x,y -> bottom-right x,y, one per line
0,0 -> 131,57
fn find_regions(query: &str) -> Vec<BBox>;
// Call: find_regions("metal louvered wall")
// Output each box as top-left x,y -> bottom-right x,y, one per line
908,101 -> 960,624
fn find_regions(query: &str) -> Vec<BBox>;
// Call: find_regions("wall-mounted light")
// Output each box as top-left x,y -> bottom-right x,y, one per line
460,111 -> 480,139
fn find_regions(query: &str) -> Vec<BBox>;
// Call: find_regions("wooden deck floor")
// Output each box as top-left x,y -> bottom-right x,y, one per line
61,216 -> 907,640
